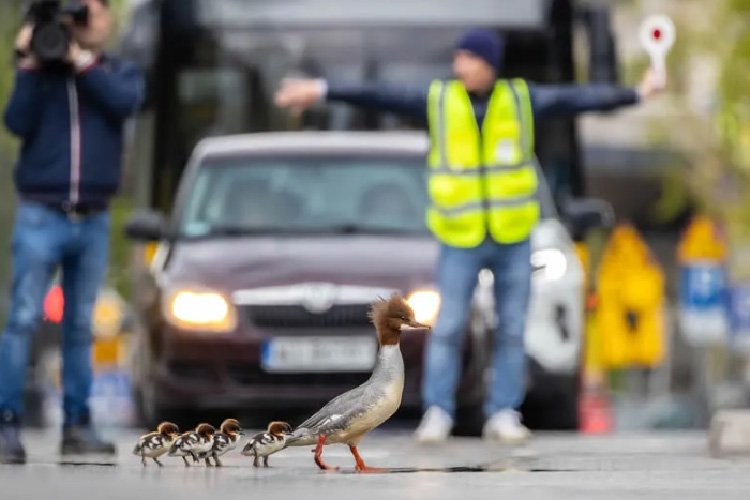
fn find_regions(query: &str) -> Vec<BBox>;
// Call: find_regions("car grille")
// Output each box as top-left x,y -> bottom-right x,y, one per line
227,364 -> 371,387
242,304 -> 372,329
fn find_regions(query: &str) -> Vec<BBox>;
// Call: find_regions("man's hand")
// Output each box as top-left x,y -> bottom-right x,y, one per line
15,24 -> 33,54
67,41 -> 95,72
274,78 -> 325,116
639,67 -> 666,99
67,40 -> 82,64
15,24 -> 37,68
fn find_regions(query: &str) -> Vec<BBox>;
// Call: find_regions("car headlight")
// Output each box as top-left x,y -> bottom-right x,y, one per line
531,248 -> 568,282
163,288 -> 237,332
406,290 -> 440,325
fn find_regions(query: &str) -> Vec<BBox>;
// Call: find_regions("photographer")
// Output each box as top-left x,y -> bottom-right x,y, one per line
0,0 -> 143,464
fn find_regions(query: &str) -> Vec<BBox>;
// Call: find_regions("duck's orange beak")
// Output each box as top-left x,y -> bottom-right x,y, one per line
403,319 -> 431,330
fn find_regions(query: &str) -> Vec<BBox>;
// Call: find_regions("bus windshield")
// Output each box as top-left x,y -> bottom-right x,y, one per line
121,0 -> 581,212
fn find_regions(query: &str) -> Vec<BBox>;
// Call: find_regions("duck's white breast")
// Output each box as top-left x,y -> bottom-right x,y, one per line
336,376 -> 404,443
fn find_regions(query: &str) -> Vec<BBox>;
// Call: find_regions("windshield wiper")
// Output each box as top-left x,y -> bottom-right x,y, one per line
185,226 -> 292,238
181,224 -> 426,238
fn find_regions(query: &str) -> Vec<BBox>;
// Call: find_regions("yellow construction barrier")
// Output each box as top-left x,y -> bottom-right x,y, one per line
676,215 -> 728,346
91,289 -> 127,366
576,240 -> 606,386
144,242 -> 159,266
596,223 -> 665,368
575,242 -> 591,289
677,214 -> 726,263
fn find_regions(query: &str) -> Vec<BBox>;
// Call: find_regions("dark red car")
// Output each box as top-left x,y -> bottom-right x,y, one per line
124,132 -> 488,431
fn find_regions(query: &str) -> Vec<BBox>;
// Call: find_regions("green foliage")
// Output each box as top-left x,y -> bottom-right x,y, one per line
630,0 -> 750,243
651,168 -> 691,225
0,2 -> 25,322
0,2 -> 22,154
109,195 -> 133,300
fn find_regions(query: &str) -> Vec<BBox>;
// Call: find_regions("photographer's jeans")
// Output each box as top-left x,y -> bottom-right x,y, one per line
0,201 -> 110,427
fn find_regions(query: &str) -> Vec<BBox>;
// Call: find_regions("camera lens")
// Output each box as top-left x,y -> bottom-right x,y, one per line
31,23 -> 70,62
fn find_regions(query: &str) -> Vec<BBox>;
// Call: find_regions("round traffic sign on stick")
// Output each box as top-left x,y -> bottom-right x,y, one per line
640,15 -> 675,88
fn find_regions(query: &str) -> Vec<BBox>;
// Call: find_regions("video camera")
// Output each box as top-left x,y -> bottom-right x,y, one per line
24,0 -> 89,68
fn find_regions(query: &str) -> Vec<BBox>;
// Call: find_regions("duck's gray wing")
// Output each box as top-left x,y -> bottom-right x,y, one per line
294,383 -> 370,433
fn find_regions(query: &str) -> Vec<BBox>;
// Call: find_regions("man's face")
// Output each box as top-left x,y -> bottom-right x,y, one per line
71,0 -> 112,51
452,50 -> 496,94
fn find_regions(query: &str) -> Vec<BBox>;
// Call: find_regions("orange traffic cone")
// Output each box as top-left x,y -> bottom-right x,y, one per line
578,383 -> 614,434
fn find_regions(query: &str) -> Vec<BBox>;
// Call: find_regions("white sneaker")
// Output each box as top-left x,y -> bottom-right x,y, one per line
415,406 -> 453,443
483,409 -> 531,443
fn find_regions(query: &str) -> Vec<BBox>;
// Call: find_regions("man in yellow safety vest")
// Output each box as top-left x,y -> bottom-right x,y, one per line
274,28 -> 663,443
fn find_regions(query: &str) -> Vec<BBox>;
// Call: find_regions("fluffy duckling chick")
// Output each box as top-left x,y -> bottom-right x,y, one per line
132,422 -> 181,467
241,421 -> 293,467
198,419 -> 244,467
168,423 -> 215,466
284,293 -> 429,472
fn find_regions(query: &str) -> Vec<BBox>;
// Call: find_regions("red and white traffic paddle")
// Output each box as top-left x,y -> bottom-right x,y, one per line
639,14 -> 675,89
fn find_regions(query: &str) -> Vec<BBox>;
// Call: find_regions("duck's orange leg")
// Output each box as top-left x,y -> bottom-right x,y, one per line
349,445 -> 386,473
314,435 -> 340,471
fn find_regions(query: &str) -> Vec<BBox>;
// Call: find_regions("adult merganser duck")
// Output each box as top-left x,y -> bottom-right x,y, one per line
132,421 -> 181,467
198,419 -> 244,467
283,293 -> 429,472
241,421 -> 293,467
168,423 -> 215,466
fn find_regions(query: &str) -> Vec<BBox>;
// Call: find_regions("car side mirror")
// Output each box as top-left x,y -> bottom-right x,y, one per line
561,197 -> 615,239
124,210 -> 167,242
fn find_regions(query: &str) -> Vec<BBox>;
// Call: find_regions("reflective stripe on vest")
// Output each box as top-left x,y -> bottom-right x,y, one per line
426,79 -> 540,247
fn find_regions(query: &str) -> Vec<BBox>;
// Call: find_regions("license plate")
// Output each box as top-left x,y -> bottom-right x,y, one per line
261,337 -> 378,373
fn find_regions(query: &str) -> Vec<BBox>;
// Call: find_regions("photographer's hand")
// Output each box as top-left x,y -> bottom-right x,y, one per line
15,24 -> 36,69
15,24 -> 33,53
67,41 -> 95,73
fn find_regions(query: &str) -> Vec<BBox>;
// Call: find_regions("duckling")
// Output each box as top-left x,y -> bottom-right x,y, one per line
198,418 -> 244,467
241,421 -> 293,467
283,293 -> 429,472
132,422 -> 181,467
168,423 -> 215,466
168,432 -> 199,466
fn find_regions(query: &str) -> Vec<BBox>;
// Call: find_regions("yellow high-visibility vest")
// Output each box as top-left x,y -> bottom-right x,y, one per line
426,79 -> 540,247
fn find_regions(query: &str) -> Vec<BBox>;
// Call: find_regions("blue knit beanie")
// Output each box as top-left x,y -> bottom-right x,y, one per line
454,28 -> 504,72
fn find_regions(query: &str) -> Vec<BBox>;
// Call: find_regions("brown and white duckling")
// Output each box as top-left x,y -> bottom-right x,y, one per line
284,293 -> 429,472
168,423 -> 215,466
241,421 -> 293,467
198,418 -> 244,467
132,422 -> 181,467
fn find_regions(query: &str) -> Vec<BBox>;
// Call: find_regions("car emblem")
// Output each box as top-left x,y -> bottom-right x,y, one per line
301,283 -> 338,313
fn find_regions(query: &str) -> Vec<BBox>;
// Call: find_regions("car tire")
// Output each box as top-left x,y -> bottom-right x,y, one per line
547,379 -> 579,430
522,373 -> 579,431
453,403 -> 484,437
134,384 -> 211,431
453,316 -> 489,437
133,385 -> 161,430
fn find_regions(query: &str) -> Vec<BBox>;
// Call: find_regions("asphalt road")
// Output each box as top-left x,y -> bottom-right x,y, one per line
2,429 -> 749,500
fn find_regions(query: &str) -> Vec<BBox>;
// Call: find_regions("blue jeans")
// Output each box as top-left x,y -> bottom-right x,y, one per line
422,238 -> 531,419
0,201 -> 110,427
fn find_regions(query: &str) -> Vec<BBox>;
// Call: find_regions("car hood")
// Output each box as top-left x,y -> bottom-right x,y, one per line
164,236 -> 439,293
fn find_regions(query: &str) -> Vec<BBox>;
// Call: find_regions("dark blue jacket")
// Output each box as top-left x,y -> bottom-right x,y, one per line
325,81 -> 640,127
3,55 -> 144,208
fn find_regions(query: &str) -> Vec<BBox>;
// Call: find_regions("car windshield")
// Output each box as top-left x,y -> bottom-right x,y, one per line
178,153 -> 557,238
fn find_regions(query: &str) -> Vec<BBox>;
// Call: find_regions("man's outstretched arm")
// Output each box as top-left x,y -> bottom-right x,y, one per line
529,68 -> 663,118
323,81 -> 428,123
275,78 -> 429,125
